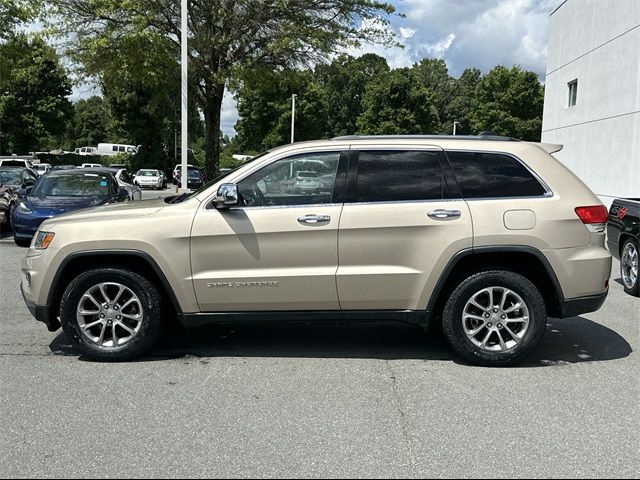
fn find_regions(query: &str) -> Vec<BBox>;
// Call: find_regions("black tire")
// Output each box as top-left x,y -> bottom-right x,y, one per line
621,238 -> 640,297
14,236 -> 31,247
442,270 -> 546,367
60,268 -> 164,361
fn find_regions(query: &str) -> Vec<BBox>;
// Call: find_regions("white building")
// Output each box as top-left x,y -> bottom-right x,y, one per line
541,0 -> 640,204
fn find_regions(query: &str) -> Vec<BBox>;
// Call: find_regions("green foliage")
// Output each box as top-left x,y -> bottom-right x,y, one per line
52,0 -> 398,175
235,68 -> 325,152
0,34 -> 73,155
357,68 -> 440,135
470,66 -> 545,141
315,53 -> 390,137
63,96 -> 112,149
0,0 -> 43,39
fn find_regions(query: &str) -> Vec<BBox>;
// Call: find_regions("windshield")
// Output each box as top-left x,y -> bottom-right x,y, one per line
188,169 -> 201,178
137,170 -> 159,176
0,170 -> 22,185
32,173 -> 113,197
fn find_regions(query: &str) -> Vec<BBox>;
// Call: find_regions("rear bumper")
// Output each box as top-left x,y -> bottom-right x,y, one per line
561,291 -> 608,318
21,282 -> 60,331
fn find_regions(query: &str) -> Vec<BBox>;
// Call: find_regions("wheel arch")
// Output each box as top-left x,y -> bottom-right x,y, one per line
48,250 -> 183,322
427,246 -> 565,320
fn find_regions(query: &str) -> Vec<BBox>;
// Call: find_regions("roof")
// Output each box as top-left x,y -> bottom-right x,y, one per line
331,134 -> 518,142
44,168 -> 116,177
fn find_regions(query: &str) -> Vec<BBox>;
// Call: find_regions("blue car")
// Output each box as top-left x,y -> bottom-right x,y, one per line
11,169 -> 128,247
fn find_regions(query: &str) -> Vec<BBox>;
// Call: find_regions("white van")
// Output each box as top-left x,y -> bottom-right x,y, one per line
74,146 -> 97,155
97,143 -> 139,156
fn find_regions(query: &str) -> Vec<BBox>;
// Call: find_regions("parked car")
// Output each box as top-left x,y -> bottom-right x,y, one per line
74,147 -> 97,155
21,135 -> 611,364
11,169 -> 129,247
0,184 -> 16,230
607,198 -> 639,296
109,163 -> 128,170
34,163 -> 52,176
0,167 -> 37,194
79,163 -> 103,169
133,169 -> 166,190
174,166 -> 204,190
103,167 -> 142,201
97,143 -> 139,156
0,158 -> 35,170
172,163 -> 195,184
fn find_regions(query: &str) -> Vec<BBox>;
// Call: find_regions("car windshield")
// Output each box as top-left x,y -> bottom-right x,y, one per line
188,169 -> 201,178
32,174 -> 112,197
137,170 -> 158,176
0,170 -> 22,185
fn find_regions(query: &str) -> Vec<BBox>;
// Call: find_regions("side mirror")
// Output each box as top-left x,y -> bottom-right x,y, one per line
117,187 -> 130,202
213,183 -> 239,209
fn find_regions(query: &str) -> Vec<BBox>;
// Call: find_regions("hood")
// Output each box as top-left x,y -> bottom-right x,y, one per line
25,195 -> 111,216
42,196 -> 167,228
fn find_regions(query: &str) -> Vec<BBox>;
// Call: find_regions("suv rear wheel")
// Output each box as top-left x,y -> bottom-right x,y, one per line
442,270 -> 546,366
621,238 -> 639,297
60,268 -> 163,361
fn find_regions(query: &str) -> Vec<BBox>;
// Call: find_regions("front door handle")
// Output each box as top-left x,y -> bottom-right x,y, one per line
428,209 -> 462,219
298,214 -> 331,225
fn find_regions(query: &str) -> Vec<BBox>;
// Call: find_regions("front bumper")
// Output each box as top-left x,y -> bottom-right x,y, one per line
21,282 -> 60,331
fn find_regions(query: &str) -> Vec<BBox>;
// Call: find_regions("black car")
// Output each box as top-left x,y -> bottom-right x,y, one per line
175,167 -> 204,189
608,198 -> 640,297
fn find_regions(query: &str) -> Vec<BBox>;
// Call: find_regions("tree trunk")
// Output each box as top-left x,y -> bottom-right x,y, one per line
202,83 -> 225,178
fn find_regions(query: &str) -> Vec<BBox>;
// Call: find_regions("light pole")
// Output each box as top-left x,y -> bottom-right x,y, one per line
453,121 -> 460,136
291,94 -> 297,143
180,0 -> 188,193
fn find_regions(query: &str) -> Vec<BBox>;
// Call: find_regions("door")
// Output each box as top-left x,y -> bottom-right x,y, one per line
337,147 -> 473,310
190,150 -> 347,312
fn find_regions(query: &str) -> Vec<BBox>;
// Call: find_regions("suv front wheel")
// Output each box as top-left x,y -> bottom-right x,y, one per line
60,268 -> 164,361
442,270 -> 546,367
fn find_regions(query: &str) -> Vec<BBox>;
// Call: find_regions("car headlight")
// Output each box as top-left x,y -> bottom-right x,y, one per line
16,201 -> 32,214
33,231 -> 55,249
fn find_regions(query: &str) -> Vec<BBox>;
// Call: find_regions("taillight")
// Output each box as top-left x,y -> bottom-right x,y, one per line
575,205 -> 608,233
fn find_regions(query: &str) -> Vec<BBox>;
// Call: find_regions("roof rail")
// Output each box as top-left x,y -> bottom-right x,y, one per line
330,134 -> 519,142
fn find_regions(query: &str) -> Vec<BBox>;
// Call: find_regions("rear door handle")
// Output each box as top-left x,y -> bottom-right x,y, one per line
428,209 -> 462,219
298,214 -> 331,225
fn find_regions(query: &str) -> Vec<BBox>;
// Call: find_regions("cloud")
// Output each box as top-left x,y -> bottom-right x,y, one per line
388,0 -> 559,78
220,90 -> 238,137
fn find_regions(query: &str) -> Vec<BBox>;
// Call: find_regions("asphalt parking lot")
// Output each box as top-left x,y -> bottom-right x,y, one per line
0,190 -> 638,478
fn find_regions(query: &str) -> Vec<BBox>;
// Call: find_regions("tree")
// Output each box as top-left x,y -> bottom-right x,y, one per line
444,67 -> 481,136
235,68 -> 325,152
411,58 -> 456,133
0,0 -> 42,39
52,0 -> 397,176
65,96 -> 111,149
0,34 -> 73,154
470,65 -> 544,141
357,68 -> 439,135
315,53 -> 389,137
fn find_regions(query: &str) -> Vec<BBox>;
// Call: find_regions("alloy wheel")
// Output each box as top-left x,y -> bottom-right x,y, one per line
76,282 -> 144,348
462,286 -> 530,352
621,242 -> 639,289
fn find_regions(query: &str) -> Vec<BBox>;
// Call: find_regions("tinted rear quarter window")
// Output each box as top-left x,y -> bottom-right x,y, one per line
355,150 -> 443,202
445,151 -> 547,198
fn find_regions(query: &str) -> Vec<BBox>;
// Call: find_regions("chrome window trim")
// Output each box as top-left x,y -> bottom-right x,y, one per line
227,202 -> 344,211
443,148 -> 554,199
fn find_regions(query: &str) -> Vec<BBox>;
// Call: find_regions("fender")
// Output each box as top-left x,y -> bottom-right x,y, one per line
47,249 -> 184,315
426,245 -> 566,316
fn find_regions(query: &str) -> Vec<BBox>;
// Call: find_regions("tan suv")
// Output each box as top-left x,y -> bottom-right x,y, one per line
21,135 -> 612,365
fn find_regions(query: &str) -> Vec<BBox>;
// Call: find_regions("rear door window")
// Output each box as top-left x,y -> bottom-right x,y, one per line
445,151 -> 547,198
353,150 -> 443,202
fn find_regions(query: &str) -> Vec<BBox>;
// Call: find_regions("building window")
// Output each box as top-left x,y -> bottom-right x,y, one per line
568,79 -> 578,107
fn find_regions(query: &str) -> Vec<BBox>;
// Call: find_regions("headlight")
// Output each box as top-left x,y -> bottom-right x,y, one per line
33,231 -> 55,249
16,201 -> 32,214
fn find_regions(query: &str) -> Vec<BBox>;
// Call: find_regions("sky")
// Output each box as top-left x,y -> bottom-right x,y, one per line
62,0 -> 561,136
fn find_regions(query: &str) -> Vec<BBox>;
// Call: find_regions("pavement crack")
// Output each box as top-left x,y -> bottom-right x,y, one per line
383,359 -> 418,476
